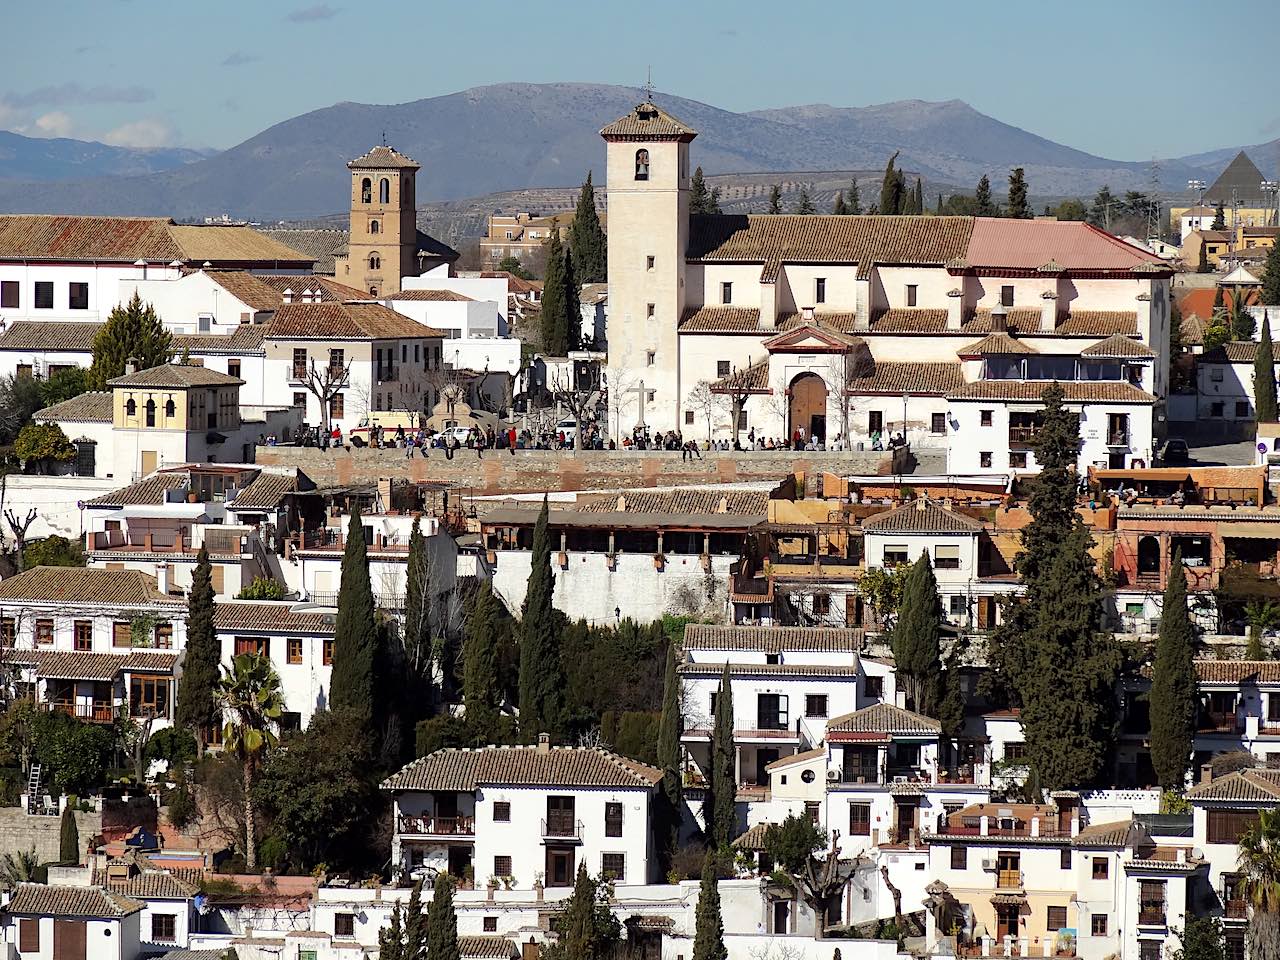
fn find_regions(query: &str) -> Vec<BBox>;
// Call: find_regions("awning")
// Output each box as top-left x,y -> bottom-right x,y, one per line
1093,468 -> 1193,482
1220,523 -> 1280,540
117,504 -> 210,521
991,893 -> 1026,906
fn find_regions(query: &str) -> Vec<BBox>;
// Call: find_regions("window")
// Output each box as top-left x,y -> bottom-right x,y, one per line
1211,400 -> 1225,417
110,621 -> 132,647
335,912 -> 356,937
647,350 -> 655,366
1061,848 -> 1072,870
805,694 -> 828,718
36,619 -> 54,644
717,360 -> 731,377
1208,809 -> 1261,844
801,769 -> 816,783
330,394 -> 344,419
292,348 -> 307,378
164,398 -> 176,418
292,392 -> 306,407
1,618 -> 14,644
1009,451 -> 1028,469
685,410 -> 694,425
1091,914 -> 1107,937
68,282 -> 89,310
151,913 -> 176,942
145,398 -> 156,427
816,278 -> 827,303
949,595 -> 965,616
605,802 -> 624,837
34,281 -> 53,309
0,280 -> 17,308
709,692 -> 718,716
868,411 -> 884,434
74,620 -> 92,651
484,917 -> 498,933
980,409 -> 993,427
721,282 -> 733,304
18,918 -> 39,952
849,802 -> 871,835
1047,906 -> 1068,931
1000,285 -> 1014,307
323,638 -> 334,665
301,952 -> 318,960
156,622 -> 173,647
646,255 -> 655,271
884,545 -> 909,566
601,853 -> 625,881
379,178 -> 390,204
635,149 -> 650,180
369,253 -> 381,270
493,801 -> 511,822
1209,367 -> 1224,383
370,219 -> 380,234
757,693 -> 789,730
1003,742 -> 1027,762
864,676 -> 884,700
980,451 -> 993,468
951,846 -> 967,869
931,412 -> 945,434
906,284 -> 918,307
646,303 -> 655,319
812,593 -> 830,615
287,638 -> 303,664
131,677 -> 171,718
1236,401 -> 1250,418
494,855 -> 512,877
933,544 -> 960,570
1140,942 -> 1162,960
234,636 -> 268,657
1091,857 -> 1108,880
361,178 -> 372,203
1140,880 -> 1166,923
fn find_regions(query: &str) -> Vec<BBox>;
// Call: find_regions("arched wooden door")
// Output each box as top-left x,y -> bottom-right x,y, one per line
789,373 -> 828,442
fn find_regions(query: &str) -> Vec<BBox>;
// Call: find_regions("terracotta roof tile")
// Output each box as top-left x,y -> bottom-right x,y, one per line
845,361 -> 966,396
347,144 -> 421,170
88,474 -> 187,507
0,320 -> 100,351
268,302 -> 443,340
961,308 -> 1043,334
576,490 -> 769,516
167,225 -> 314,265
230,472 -> 311,510
871,309 -> 950,333
678,306 -> 763,333
109,871 -> 199,900
1201,341 -> 1259,363
1056,311 -> 1140,336
203,271 -> 286,312
765,747 -> 826,770
826,702 -> 941,737
947,380 -> 1156,404
257,275 -> 373,302
1073,820 -> 1139,848
958,332 -> 1039,356
1080,334 -> 1156,359
775,311 -> 860,333
214,602 -> 335,635
600,101 -> 697,140
678,661 -> 858,678
107,363 -> 242,389
1193,660 -> 1280,683
387,289 -> 475,302
382,745 -> 663,792
682,624 -> 862,652
965,219 -> 1173,273
172,324 -> 269,355
5,883 -> 143,918
0,566 -> 179,606
8,649 -> 179,680
732,822 -> 774,851
251,229 -> 348,275
0,215 -> 178,261
1187,768 -> 1280,803
863,499 -> 984,534
710,359 -> 770,394
459,936 -> 518,960
34,391 -> 112,423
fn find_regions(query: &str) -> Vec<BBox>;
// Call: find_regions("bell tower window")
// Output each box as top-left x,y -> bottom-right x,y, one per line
369,253 -> 381,270
144,399 -> 156,427
635,149 -> 650,181
370,219 -> 380,234
126,398 -> 137,418
379,178 -> 390,204
361,178 -> 372,204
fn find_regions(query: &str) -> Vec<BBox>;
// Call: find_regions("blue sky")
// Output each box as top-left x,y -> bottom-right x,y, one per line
4,0 -> 1276,159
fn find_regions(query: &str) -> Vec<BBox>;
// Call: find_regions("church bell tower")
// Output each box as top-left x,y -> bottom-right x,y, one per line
345,144 -> 421,296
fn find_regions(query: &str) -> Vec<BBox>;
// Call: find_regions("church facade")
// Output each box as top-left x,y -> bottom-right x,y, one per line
601,100 -> 1174,473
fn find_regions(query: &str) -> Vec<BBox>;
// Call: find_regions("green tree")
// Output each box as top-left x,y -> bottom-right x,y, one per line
30,711 -> 114,795
1262,244 -> 1280,305
176,548 -> 219,754
40,367 -> 89,406
539,231 -> 567,355
330,508 -> 377,731
543,864 -> 622,960
1088,185 -> 1115,228
379,901 -> 405,960
58,804 -> 79,864
426,870 -> 460,960
707,664 -> 736,847
569,171 -> 607,283
879,153 -> 905,215
1173,916 -> 1225,960
1169,295 -> 1185,363
402,516 -> 433,687
495,255 -> 533,281
1239,808 -> 1280,960
693,853 -> 727,960
974,175 -> 995,217
560,246 -> 582,354
1212,205 -> 1226,230
859,564 -> 912,627
1230,288 -> 1257,341
1149,549 -> 1198,791
1203,321 -> 1231,352
14,422 -> 75,473
767,185 -> 782,214
0,849 -> 39,890
0,374 -> 48,444
462,581 -> 504,743
846,178 -> 861,214
20,536 -> 83,570
88,292 -> 172,389
763,814 -> 825,874
986,383 -> 1121,789
1245,601 -> 1280,661
216,652 -> 284,870
795,187 -> 816,215
1053,199 -> 1088,221
1007,167 -> 1031,219
1198,241 -> 1212,273
1257,313 -> 1278,422
235,577 -> 285,600
892,553 -> 943,715
832,192 -> 848,215
518,499 -> 567,739
403,878 -> 427,960
656,645 -> 682,872
690,167 -> 721,215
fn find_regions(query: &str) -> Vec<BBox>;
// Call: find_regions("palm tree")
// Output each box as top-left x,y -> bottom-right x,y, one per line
1245,601 -> 1280,660
0,848 -> 39,889
216,652 -> 284,871
1239,807 -> 1280,960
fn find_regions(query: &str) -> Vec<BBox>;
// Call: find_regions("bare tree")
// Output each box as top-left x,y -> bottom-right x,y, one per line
122,711 -> 157,785
685,380 -> 729,443
303,356 -> 353,433
787,828 -> 855,938
548,365 -> 598,453
4,508 -> 37,572
605,363 -> 639,442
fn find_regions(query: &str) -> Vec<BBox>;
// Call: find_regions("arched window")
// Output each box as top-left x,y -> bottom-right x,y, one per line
144,398 -> 156,428
379,178 -> 390,204
369,253 -> 381,270
370,286 -> 379,297
125,398 -> 136,417
369,219 -> 380,234
164,398 -> 176,418
635,149 -> 650,181
360,177 -> 372,204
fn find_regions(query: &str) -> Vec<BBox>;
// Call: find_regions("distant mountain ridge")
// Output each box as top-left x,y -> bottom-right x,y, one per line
0,82 -> 1274,220
0,131 -> 209,182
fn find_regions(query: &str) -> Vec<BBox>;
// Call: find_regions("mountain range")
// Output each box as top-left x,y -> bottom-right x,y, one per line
0,82 -> 1275,221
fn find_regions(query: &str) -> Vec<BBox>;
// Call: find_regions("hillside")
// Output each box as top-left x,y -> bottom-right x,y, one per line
0,131 -> 208,182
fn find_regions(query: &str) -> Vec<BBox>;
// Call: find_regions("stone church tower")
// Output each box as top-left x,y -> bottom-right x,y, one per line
345,145 -> 421,296
601,101 -> 696,432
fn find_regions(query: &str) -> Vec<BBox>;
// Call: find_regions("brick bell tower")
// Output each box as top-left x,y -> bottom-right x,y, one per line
345,144 -> 420,296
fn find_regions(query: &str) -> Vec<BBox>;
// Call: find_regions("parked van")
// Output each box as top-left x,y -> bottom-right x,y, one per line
349,411 -> 421,446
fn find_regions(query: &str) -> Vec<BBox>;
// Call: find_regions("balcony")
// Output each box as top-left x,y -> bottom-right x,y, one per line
996,870 -> 1024,890
1138,907 -> 1166,927
1008,426 -> 1040,448
541,818 -> 583,842
291,364 -> 308,381
1199,712 -> 1243,734
1224,900 -> 1247,920
397,815 -> 475,837
49,701 -> 115,723
1107,431 -> 1131,448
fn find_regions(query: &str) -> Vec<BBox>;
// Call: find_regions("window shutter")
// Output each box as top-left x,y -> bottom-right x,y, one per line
934,545 -> 960,560
19,918 -> 39,953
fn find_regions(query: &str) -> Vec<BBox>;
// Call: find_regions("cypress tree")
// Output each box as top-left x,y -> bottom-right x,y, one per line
404,517 -> 429,682
403,878 -> 426,960
936,192 -> 944,215
795,187 -> 816,215
518,498 -> 567,739
463,580 -> 503,743
1230,288 -> 1256,341
657,645 -> 682,870
691,167 -> 717,215
1213,285 -> 1225,315
560,246 -> 581,354
1256,312 -> 1278,423
832,192 -> 848,215
1211,205 -> 1226,230
879,152 -> 903,215
379,902 -> 404,960
426,874 -> 459,960
545,865 -> 620,959
692,853 -> 727,960
568,171 -> 607,283
331,507 -> 376,729
1007,167 -> 1031,219
892,552 -> 943,715
974,175 -> 995,217
59,805 -> 78,864
767,185 -> 782,215
1149,548 -> 1198,791
987,384 -> 1121,790
1261,244 -> 1280,305
88,292 -> 174,389
539,233 -> 567,355
176,547 -> 218,753
707,664 -> 737,847
846,178 -> 861,214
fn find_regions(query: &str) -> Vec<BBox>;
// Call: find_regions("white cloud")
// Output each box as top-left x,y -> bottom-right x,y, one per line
33,112 -> 75,138
101,118 -> 173,148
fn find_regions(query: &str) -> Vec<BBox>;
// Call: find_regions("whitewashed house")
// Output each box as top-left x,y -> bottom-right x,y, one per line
382,737 -> 662,890
2,883 -> 143,960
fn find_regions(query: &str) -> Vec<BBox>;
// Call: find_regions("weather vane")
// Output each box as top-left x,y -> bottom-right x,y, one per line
381,129 -> 387,147
644,66 -> 654,103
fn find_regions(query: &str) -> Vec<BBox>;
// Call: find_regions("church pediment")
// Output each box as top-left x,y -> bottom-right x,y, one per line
761,323 -> 858,353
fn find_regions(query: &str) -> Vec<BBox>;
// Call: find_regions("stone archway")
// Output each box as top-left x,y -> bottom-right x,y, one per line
1137,535 -> 1161,575
789,372 -> 828,444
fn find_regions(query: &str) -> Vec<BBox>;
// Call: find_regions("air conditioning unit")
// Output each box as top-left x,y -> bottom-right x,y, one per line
826,769 -> 840,781
981,859 -> 997,872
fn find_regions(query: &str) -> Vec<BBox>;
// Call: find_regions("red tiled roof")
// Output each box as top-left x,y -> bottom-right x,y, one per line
965,218 -> 1171,273
1193,660 -> 1280,683
600,102 -> 697,140
871,309 -> 950,333
8,649 -> 179,680
268,302 -> 444,339
947,381 -> 1156,404
863,499 -> 984,534
0,216 -> 177,261
6,883 -> 142,918
958,332 -> 1039,356
0,566 -> 180,606
387,289 -> 475,302
383,745 -> 663,792
682,624 -> 862,652
679,306 -> 763,332
844,360 -> 966,395
827,702 -> 941,737
0,320 -> 101,351
1179,287 -> 1259,321
1080,334 -> 1156,359
214,602 -> 335,634
347,145 -> 420,170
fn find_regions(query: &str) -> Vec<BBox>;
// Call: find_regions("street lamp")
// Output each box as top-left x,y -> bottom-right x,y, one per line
1187,179 -> 1206,204
1262,180 -> 1280,227
902,391 -> 910,439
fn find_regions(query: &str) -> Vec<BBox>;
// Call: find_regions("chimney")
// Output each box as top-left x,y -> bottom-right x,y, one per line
282,288 -> 293,304
916,498 -> 927,511
990,303 -> 1008,333
1200,764 -> 1213,785
134,259 -> 148,280
801,306 -> 815,322
155,563 -> 170,595
537,733 -> 551,755
125,357 -> 139,375
302,288 -> 315,303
